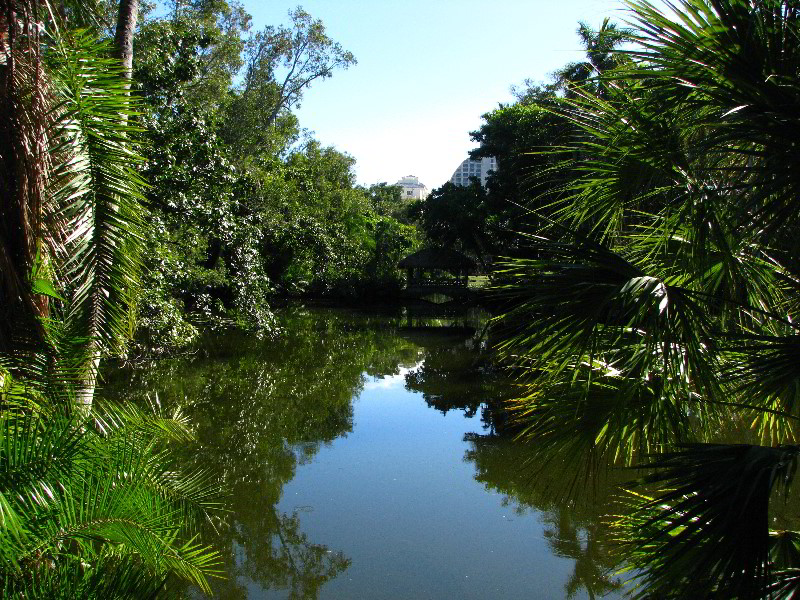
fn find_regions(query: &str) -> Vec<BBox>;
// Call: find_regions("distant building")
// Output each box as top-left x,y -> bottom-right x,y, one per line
448,156 -> 497,188
395,175 -> 429,200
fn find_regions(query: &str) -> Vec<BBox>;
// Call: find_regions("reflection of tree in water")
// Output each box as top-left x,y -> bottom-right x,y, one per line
102,307 -> 418,599
395,310 -> 626,598
464,433 -> 625,599
227,510 -> 350,600
403,334 -> 504,420
400,319 -> 624,596
542,510 -> 620,599
101,305 -> 631,597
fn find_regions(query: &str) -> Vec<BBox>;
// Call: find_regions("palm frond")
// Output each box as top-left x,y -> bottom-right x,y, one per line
494,238 -> 720,397
47,30 -> 146,357
509,372 -> 699,472
624,0 -> 800,239
720,333 -> 800,443
616,443 -> 800,598
768,530 -> 800,599
0,395 -> 224,594
2,552 -> 171,599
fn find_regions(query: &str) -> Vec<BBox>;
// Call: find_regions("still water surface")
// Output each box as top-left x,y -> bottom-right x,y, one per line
103,306 -> 624,599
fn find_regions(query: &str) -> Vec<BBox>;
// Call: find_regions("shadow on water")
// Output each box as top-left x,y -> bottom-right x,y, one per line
101,304 -> 625,599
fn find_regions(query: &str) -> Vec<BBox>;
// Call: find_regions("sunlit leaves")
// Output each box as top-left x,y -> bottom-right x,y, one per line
47,31 -> 146,356
492,1 -> 800,596
624,0 -> 800,239
720,333 -> 800,443
0,396 -> 224,598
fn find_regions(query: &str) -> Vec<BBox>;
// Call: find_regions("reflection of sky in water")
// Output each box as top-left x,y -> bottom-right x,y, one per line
267,363 -> 624,600
362,362 -> 424,391
119,310 -> 625,600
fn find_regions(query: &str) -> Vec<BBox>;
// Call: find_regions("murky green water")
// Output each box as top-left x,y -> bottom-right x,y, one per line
102,305 -> 624,599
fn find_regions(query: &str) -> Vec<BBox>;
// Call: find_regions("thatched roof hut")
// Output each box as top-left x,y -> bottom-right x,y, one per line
397,247 -> 477,271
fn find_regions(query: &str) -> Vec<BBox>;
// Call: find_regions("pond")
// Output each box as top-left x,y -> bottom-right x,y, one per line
102,305 -> 625,599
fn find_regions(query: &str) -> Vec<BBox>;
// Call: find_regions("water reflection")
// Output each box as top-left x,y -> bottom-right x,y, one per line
463,434 -> 624,599
104,307 -> 418,598
102,306 -> 623,599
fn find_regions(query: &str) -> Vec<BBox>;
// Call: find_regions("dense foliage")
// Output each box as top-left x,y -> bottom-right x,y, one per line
0,3 -> 417,592
490,0 -> 800,597
8,0 -> 799,596
130,2 -> 417,353
412,20 -> 630,264
0,0 -> 224,597
0,367 -> 224,598
0,0 -> 417,593
101,308 -> 423,598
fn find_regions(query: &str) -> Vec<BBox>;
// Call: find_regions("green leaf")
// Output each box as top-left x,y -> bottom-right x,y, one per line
31,279 -> 65,301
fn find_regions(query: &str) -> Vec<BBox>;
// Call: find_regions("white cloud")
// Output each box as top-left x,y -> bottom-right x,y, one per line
363,362 -> 424,391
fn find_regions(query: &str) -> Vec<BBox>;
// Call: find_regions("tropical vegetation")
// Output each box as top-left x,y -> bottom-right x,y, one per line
4,0 -> 799,596
130,1 -> 417,353
0,0 -> 224,596
0,370 -> 224,598
491,0 -> 800,597
411,19 -> 631,266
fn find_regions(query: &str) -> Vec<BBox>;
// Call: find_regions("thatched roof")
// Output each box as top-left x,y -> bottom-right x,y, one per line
397,247 -> 477,271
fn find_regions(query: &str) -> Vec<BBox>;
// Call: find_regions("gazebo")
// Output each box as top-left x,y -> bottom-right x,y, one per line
397,247 -> 477,293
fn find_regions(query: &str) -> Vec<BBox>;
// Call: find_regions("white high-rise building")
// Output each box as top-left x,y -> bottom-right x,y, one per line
395,175 -> 429,200
449,156 -> 497,188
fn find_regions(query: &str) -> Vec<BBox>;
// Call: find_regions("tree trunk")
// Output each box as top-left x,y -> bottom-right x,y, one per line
0,0 -> 50,352
113,0 -> 138,79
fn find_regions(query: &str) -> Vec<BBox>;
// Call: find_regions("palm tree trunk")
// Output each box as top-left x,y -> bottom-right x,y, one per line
114,0 -> 138,80
0,0 -> 50,352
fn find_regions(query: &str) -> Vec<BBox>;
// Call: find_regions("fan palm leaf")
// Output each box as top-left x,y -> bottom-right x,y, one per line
615,443 -> 800,598
624,0 -> 800,239
493,0 -> 800,596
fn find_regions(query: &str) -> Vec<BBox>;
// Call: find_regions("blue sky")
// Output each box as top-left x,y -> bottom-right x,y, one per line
245,0 -> 625,189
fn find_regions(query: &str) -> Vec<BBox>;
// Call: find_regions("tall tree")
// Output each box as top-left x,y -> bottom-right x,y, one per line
469,88 -> 572,238
552,18 -> 631,97
0,3 -> 224,597
243,6 -> 355,127
0,0 -> 54,351
221,6 -> 355,160
465,20 -> 629,260
410,180 -> 492,266
165,0 -> 251,108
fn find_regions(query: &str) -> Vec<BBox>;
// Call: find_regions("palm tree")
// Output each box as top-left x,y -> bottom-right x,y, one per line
493,0 -> 800,597
0,361 -> 224,598
0,1 -> 225,596
1,0 -> 146,408
552,18 -> 631,98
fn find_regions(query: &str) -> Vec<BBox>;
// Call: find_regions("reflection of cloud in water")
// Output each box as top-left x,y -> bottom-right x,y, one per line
363,361 -> 424,390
